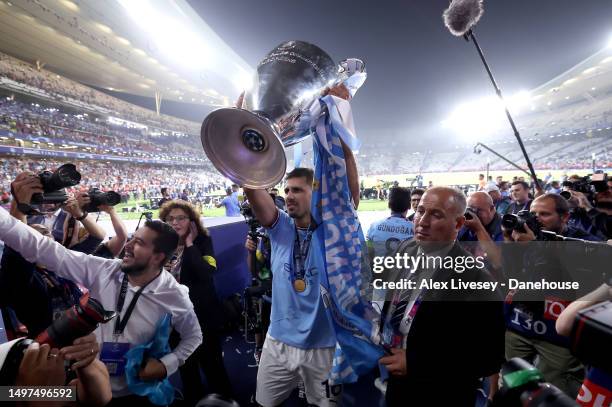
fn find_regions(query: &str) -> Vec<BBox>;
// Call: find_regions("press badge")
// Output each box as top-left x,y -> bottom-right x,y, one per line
100,342 -> 130,376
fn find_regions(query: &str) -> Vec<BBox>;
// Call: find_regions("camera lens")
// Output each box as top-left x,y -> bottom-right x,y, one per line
501,214 -> 518,230
54,164 -> 81,188
560,191 -> 572,200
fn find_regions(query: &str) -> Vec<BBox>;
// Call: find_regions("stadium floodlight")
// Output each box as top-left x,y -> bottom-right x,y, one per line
119,0 -> 209,69
442,90 -> 529,139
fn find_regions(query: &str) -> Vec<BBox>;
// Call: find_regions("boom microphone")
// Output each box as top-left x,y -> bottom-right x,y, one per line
443,0 -> 484,37
442,0 -> 542,190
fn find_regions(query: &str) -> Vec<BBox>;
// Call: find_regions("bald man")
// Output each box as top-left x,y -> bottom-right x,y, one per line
379,187 -> 505,407
458,192 -> 504,273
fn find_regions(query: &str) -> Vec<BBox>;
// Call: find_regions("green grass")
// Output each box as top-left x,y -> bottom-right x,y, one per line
357,199 -> 389,212
111,198 -> 388,220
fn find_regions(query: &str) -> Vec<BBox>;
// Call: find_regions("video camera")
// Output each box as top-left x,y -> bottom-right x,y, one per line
82,188 -> 121,212
30,163 -> 81,205
561,173 -> 609,200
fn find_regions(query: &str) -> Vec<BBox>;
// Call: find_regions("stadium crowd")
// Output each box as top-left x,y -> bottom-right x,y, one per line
0,51 -> 200,135
0,96 -> 207,165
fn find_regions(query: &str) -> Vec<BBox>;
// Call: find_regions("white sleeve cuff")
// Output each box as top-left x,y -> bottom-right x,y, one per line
159,353 -> 179,377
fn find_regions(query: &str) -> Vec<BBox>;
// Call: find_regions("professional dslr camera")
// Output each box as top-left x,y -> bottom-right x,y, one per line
561,173 -> 609,200
82,188 -> 121,212
464,207 -> 478,220
502,210 -> 543,238
0,293 -> 115,385
30,163 -> 81,205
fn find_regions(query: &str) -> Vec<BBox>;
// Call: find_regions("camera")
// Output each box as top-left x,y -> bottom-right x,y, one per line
502,210 -> 542,237
241,201 -> 260,231
464,207 -> 478,220
82,188 -> 121,212
35,293 -> 116,349
492,358 -> 578,406
0,294 -> 115,385
562,173 -> 609,200
30,163 -> 81,204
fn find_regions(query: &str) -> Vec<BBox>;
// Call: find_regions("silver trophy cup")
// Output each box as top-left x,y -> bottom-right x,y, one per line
201,40 -> 365,189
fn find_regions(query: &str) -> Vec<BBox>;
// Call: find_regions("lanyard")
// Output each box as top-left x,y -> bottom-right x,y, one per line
292,221 -> 316,281
113,273 -> 157,337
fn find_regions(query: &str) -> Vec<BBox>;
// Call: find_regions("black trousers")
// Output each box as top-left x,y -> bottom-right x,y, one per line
170,329 -> 233,406
106,394 -> 156,407
386,377 -> 479,407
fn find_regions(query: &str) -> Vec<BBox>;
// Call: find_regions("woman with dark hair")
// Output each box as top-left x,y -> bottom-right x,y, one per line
159,200 -> 233,404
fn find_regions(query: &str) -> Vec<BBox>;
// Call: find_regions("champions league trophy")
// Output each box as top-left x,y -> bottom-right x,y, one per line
200,40 -> 366,188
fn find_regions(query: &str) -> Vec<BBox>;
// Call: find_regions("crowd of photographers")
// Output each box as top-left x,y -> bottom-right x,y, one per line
0,163 -> 231,406
0,159 -> 610,407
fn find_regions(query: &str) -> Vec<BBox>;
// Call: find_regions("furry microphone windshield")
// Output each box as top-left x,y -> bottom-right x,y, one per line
443,0 -> 484,37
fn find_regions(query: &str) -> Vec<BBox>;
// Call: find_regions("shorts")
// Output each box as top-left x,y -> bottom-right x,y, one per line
255,334 -> 342,407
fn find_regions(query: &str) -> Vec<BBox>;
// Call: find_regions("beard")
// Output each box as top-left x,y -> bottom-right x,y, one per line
120,261 -> 148,276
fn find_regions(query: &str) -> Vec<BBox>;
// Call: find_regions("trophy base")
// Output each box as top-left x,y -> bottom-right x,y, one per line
201,108 -> 287,189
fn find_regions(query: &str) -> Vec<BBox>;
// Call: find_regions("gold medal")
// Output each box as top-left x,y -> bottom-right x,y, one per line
293,278 -> 306,292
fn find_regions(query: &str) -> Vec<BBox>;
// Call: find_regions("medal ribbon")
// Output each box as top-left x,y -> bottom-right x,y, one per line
292,222 -> 315,287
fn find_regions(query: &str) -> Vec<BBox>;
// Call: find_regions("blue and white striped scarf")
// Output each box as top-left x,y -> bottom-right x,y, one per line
308,95 -> 384,384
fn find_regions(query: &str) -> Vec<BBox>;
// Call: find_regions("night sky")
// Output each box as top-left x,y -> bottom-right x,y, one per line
180,0 -> 612,150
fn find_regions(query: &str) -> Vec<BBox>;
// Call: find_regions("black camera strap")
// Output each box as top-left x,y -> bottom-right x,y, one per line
113,273 -> 157,337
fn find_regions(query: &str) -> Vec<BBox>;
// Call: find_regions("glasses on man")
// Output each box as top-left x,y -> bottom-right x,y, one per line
166,215 -> 190,223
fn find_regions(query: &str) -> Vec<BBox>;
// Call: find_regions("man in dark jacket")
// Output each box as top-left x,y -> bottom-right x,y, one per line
379,187 -> 505,406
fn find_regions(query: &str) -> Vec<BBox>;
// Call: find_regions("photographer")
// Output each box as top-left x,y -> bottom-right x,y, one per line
92,204 -> 129,259
458,191 -> 503,273
9,172 -> 66,239
62,192 -> 106,253
10,172 -> 105,254
505,193 -> 601,242
159,200 -> 233,404
244,232 -> 272,364
0,204 -> 202,403
566,190 -> 611,240
503,193 -> 603,397
0,333 -> 112,407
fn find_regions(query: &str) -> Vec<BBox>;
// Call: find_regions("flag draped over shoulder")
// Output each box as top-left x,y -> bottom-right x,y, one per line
308,95 -> 384,384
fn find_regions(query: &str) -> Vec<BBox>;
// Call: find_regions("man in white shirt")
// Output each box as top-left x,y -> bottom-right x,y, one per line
0,206 -> 202,402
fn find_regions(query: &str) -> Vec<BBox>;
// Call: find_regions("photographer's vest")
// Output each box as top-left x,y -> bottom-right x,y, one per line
504,290 -> 571,347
